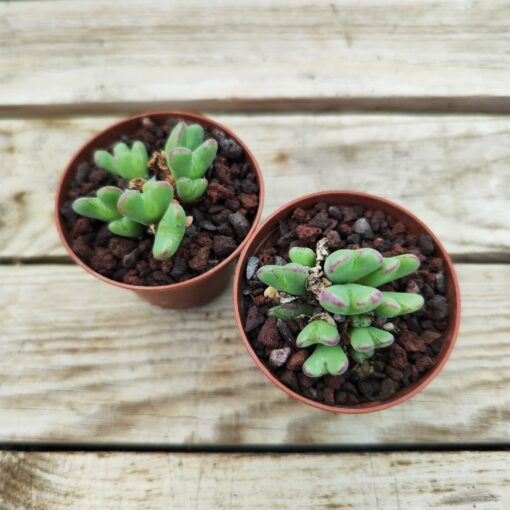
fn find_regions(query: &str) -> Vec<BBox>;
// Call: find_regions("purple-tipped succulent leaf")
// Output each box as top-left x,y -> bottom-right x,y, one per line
296,320 -> 340,348
325,248 -> 383,283
302,344 -> 349,378
190,139 -> 218,179
375,292 -> 425,318
164,121 -> 187,153
268,302 -> 314,320
319,284 -> 382,315
108,217 -> 144,238
350,327 -> 394,352
358,254 -> 420,287
257,263 -> 309,295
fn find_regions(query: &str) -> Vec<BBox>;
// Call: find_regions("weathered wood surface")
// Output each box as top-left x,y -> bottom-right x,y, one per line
1,114 -> 510,258
0,263 -> 508,445
2,1 -> 510,113
0,451 -> 508,509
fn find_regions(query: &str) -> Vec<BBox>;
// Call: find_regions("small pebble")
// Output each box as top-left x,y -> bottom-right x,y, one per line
246,256 -> 259,280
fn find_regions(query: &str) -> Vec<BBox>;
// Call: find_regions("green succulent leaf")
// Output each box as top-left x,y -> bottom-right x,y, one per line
324,248 -> 383,284
164,122 -> 187,153
357,254 -> 420,287
108,217 -> 144,238
375,292 -> 425,318
257,263 -> 309,296
268,302 -> 314,320
176,177 -> 208,203
152,202 -> 186,260
166,147 -> 193,180
94,141 -> 148,180
182,123 -> 204,151
351,315 -> 372,328
296,320 -> 340,348
350,327 -> 394,352
190,139 -> 218,179
72,186 -> 123,223
319,283 -> 383,315
302,345 -> 349,378
117,180 -> 174,226
350,347 -> 375,363
289,247 -> 316,267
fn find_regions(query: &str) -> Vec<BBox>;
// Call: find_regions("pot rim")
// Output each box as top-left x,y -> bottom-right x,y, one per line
233,190 -> 461,414
55,110 -> 265,293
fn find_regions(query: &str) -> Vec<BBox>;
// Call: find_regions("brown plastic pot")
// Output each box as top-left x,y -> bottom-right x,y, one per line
234,191 -> 461,413
56,111 -> 264,308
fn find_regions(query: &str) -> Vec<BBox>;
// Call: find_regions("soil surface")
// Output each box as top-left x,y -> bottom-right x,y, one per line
242,202 -> 450,406
61,117 -> 259,286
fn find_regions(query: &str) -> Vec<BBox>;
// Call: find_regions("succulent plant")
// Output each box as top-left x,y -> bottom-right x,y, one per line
72,120 -> 222,262
94,141 -> 148,180
165,122 -> 218,203
72,186 -> 143,238
256,241 -> 425,379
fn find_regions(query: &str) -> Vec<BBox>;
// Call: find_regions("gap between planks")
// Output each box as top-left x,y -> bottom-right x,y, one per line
3,97 -> 510,118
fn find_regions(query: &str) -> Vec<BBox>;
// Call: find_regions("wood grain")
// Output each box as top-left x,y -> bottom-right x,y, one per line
0,451 -> 508,509
2,1 -> 510,112
1,114 -> 510,258
0,263 -> 508,445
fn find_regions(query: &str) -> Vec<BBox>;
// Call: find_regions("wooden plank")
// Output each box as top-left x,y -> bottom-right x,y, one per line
1,113 -> 510,258
1,1 -> 510,111
0,451 -> 508,509
0,263 -> 508,445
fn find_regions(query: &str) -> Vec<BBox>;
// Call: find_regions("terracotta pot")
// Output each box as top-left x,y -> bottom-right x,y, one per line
233,191 -> 461,413
56,111 -> 264,308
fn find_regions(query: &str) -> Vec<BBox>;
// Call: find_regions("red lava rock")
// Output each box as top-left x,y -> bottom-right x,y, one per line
428,295 -> 449,320
253,294 -> 271,306
377,378 -> 399,401
346,393 -> 359,405
195,232 -> 213,248
324,374 -> 344,390
292,208 -> 307,222
326,230 -> 342,249
239,193 -> 258,210
296,224 -> 322,243
225,198 -> 240,211
212,235 -> 237,257
214,163 -> 232,184
298,372 -> 314,390
392,222 -> 406,235
280,369 -> 300,392
206,181 -> 235,202
71,217 -> 94,237
245,305 -> 266,332
324,387 -> 335,405
415,355 -> 436,373
257,317 -> 282,348
339,223 -> 352,236
90,247 -> 117,272
418,234 -> 435,255
108,237 -> 136,259
287,349 -> 309,371
422,330 -> 441,344
400,331 -> 427,353
308,212 -> 330,229
388,343 -> 408,370
122,270 -> 145,286
385,365 -> 404,382
341,207 -> 357,222
188,246 -> 210,272
428,257 -> 444,272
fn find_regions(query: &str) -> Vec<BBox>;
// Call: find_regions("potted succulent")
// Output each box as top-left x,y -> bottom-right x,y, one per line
234,191 -> 460,413
56,112 -> 264,308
